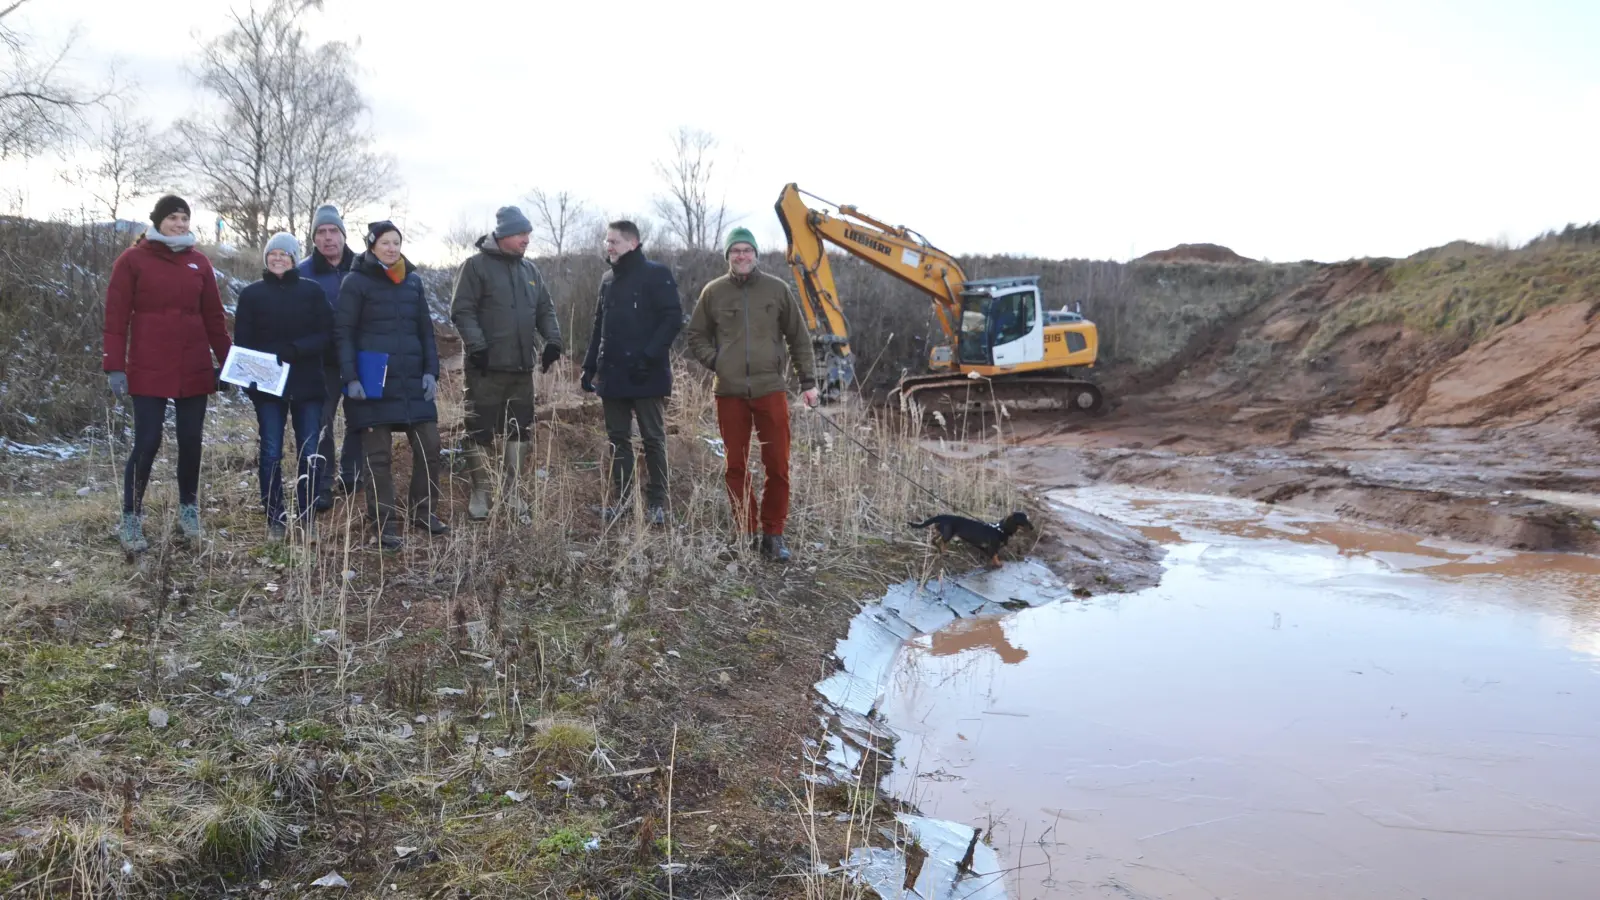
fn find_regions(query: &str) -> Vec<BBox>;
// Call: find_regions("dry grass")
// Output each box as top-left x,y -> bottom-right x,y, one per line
1303,239 -> 1600,357
0,359 -> 1024,897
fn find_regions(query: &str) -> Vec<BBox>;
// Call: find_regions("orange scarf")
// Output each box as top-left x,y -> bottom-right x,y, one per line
384,258 -> 407,284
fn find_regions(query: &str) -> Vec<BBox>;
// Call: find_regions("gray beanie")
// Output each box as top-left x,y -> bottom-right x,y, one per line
492,205 -> 533,239
264,232 -> 301,266
312,204 -> 345,236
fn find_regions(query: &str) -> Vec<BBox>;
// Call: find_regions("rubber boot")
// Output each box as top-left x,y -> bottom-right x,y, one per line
466,446 -> 492,521
502,440 -> 530,520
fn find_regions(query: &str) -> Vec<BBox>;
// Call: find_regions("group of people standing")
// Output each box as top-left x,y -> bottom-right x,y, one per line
101,195 -> 819,562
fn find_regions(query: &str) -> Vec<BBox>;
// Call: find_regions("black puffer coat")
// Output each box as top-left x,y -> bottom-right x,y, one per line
334,252 -> 439,429
581,248 -> 683,399
233,268 -> 333,402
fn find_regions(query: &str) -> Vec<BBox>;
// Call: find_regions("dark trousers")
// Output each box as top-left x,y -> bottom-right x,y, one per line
360,421 -> 443,532
123,394 -> 207,514
464,368 -> 535,444
602,396 -> 668,509
253,395 -> 324,525
714,391 -> 790,535
316,365 -> 361,494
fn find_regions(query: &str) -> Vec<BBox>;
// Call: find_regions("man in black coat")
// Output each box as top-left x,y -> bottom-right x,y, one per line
581,220 -> 683,525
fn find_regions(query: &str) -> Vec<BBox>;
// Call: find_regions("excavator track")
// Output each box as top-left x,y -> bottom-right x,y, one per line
889,372 -> 1106,429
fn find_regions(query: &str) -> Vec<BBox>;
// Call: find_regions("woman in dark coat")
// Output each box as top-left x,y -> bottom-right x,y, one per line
334,220 -> 448,550
102,194 -> 232,553
234,232 -> 334,542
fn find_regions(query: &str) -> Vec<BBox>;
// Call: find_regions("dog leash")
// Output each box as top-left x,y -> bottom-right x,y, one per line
804,405 -> 992,523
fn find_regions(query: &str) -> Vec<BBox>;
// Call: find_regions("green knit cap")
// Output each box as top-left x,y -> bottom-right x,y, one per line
724,226 -> 757,257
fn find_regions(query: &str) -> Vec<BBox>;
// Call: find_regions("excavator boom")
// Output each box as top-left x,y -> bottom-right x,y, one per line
775,182 -> 1106,421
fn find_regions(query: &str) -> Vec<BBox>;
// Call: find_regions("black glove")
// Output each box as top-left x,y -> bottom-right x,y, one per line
214,367 -> 231,394
540,343 -> 562,374
580,370 -> 596,394
468,347 -> 489,374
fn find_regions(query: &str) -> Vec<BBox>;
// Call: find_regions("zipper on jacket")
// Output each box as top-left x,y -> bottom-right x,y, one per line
742,282 -> 751,398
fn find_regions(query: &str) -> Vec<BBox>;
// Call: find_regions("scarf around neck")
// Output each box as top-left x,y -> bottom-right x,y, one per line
144,225 -> 198,252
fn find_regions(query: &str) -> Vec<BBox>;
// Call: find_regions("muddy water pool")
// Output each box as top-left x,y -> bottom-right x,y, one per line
876,487 -> 1600,899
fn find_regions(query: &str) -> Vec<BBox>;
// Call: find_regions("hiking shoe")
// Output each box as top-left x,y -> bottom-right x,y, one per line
646,506 -> 667,527
379,530 -> 403,552
411,514 -> 450,536
177,504 -> 202,542
118,513 -> 148,554
313,491 -> 334,513
267,520 -> 287,542
761,534 -> 791,563
601,506 -> 626,525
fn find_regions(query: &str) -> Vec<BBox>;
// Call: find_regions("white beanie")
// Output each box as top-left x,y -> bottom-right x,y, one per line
264,232 -> 301,266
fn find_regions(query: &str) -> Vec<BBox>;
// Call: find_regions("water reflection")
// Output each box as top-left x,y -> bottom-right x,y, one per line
879,487 -> 1600,900
930,616 -> 1029,666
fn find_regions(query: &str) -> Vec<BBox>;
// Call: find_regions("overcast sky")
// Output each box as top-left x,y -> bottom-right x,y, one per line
5,0 -> 1599,266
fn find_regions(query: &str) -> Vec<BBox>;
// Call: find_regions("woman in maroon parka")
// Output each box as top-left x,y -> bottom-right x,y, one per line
102,195 -> 232,552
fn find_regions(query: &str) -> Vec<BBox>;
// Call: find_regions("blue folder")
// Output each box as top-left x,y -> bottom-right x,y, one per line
349,351 -> 388,399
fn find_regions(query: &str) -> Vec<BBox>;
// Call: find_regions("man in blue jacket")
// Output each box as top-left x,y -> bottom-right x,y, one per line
582,220 -> 683,525
299,204 -> 360,511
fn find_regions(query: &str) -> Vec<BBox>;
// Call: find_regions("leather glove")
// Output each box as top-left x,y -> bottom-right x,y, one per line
107,371 -> 128,396
540,343 -> 562,374
468,347 -> 489,374
346,380 -> 367,401
422,373 -> 437,402
580,370 -> 596,394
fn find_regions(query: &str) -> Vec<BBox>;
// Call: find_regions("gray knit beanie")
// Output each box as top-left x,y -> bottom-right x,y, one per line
492,205 -> 533,239
264,231 -> 301,266
311,204 -> 346,236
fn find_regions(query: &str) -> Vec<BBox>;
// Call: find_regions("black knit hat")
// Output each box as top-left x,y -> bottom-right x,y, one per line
364,220 -> 401,248
150,195 -> 191,226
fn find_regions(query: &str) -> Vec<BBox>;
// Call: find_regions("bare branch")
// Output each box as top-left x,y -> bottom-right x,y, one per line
526,188 -> 592,257
651,127 -> 727,252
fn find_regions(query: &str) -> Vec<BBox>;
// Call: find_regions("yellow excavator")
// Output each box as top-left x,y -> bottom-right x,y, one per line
776,183 -> 1105,422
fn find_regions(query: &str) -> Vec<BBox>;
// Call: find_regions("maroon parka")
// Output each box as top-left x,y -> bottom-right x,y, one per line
102,237 -> 232,398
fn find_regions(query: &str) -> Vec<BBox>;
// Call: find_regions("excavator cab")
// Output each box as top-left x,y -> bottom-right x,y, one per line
953,277 -> 1046,368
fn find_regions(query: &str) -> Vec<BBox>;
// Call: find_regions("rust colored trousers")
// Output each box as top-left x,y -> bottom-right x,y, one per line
715,391 -> 791,536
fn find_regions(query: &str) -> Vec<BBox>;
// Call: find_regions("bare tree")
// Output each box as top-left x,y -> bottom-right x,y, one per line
526,188 -> 591,257
60,104 -> 170,220
0,0 -> 113,159
440,214 -> 481,264
173,0 -> 395,247
275,40 -> 394,240
651,127 -> 727,252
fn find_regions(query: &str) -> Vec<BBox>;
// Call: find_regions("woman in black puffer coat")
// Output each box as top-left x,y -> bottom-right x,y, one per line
334,220 -> 447,550
234,232 -> 333,541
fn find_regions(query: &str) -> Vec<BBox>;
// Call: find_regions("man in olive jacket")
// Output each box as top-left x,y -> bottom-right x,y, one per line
685,227 -> 819,562
450,206 -> 563,520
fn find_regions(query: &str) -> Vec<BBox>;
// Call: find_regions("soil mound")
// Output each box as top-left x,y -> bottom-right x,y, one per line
1136,243 -> 1254,265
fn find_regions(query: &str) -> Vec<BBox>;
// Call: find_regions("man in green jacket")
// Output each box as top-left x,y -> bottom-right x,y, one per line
685,227 -> 819,562
450,206 -> 563,521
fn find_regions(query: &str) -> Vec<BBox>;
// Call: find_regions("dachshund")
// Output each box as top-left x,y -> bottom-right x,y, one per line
907,511 -> 1034,568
